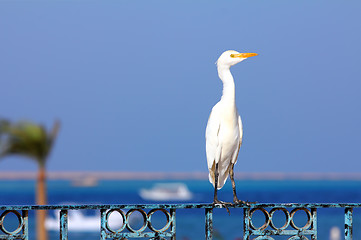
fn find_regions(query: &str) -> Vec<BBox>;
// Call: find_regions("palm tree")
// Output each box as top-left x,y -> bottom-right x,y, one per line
0,119 -> 60,240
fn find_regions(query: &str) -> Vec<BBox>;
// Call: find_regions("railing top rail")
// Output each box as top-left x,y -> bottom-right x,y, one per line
1,202 -> 361,210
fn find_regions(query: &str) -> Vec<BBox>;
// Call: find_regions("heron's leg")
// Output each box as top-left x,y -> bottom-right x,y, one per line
230,163 -> 254,206
230,163 -> 241,204
213,162 -> 220,203
213,163 -> 230,214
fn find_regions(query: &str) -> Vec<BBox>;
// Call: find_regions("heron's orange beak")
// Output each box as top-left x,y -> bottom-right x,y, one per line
232,53 -> 258,58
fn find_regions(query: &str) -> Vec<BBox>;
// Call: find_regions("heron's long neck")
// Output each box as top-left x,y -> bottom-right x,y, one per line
218,66 -> 236,104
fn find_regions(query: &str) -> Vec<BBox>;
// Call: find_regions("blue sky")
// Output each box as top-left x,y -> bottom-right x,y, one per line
0,1 -> 360,173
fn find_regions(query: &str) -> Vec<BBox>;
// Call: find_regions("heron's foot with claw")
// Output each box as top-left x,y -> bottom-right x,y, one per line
213,199 -> 231,215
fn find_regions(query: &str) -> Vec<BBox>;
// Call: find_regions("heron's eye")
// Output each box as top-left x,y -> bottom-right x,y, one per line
230,54 -> 235,58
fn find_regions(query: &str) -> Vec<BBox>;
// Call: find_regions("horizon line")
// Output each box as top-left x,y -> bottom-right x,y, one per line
1,171 -> 361,181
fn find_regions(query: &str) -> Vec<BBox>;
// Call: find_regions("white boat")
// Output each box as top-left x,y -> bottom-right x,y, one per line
45,210 -> 123,232
71,176 -> 98,187
139,183 -> 193,201
329,226 -> 341,240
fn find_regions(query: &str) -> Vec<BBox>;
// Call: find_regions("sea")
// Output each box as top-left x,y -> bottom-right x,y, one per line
1,179 -> 361,240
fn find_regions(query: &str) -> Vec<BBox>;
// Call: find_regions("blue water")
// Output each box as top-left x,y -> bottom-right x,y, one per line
1,179 -> 361,239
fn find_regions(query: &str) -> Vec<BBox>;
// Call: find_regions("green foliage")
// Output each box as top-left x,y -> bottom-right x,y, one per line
0,119 -> 10,136
0,119 -> 60,167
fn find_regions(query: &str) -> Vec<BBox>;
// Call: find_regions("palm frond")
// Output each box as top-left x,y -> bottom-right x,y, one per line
0,120 -> 60,167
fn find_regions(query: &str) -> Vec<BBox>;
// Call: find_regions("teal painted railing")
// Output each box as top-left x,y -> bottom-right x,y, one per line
0,203 -> 359,239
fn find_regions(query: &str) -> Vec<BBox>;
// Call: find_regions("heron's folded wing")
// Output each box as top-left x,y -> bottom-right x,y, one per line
205,103 -> 222,170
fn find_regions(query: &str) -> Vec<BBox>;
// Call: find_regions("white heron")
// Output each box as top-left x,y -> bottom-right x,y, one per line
206,50 -> 257,205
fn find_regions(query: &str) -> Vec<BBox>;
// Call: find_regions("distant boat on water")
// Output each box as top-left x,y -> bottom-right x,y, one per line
45,210 -> 122,232
71,176 -> 98,187
139,183 -> 193,201
329,226 -> 341,240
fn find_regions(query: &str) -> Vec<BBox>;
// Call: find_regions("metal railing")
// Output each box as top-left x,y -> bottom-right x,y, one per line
0,203 -> 359,239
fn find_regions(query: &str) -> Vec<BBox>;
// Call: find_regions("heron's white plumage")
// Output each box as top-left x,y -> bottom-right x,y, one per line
206,103 -> 242,189
206,50 -> 256,191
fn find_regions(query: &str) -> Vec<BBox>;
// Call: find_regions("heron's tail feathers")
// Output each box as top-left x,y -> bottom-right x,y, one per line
208,162 -> 231,190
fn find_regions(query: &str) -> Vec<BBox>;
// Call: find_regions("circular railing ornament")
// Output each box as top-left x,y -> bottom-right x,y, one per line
289,208 -> 312,230
105,209 -> 126,233
249,208 -> 271,231
125,209 -> 148,233
147,209 -> 171,233
269,207 -> 291,230
0,210 -> 23,235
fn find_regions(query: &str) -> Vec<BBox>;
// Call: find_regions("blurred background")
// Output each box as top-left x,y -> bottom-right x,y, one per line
0,1 -> 361,239
1,0 -> 360,173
